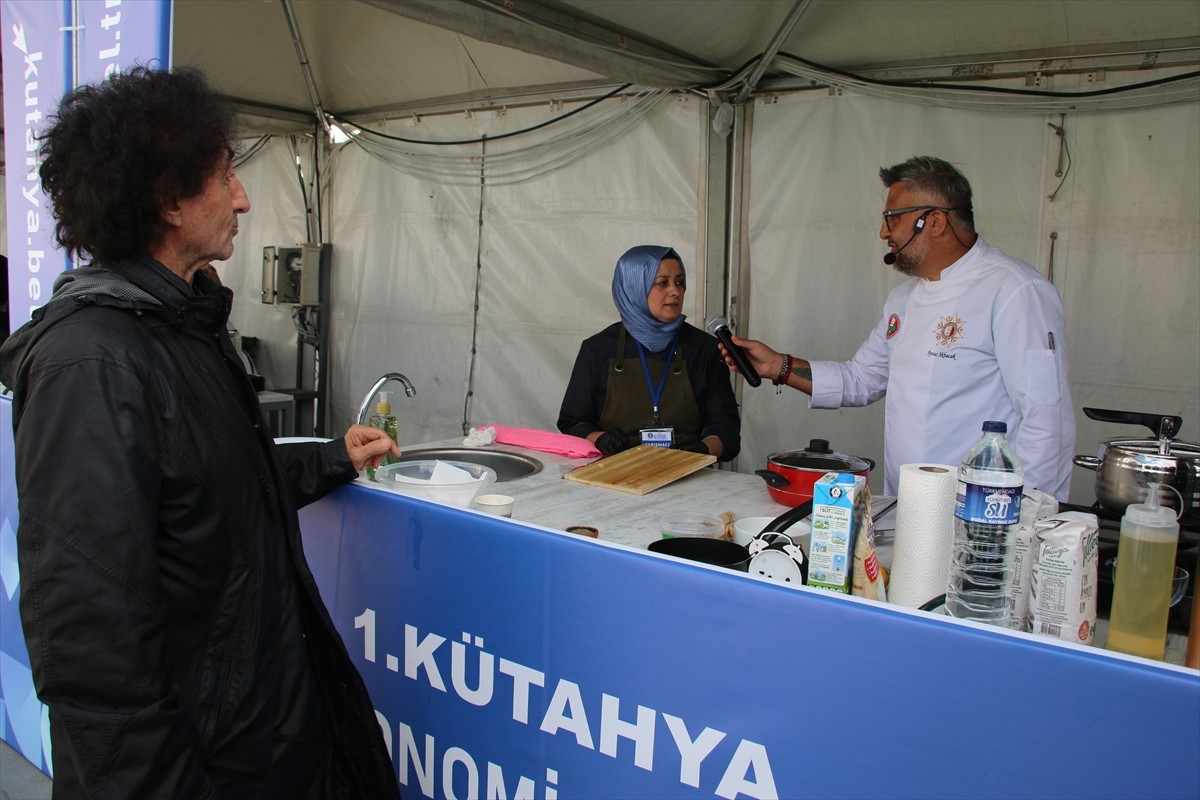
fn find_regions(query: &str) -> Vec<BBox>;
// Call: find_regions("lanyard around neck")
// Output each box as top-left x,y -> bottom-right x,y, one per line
637,330 -> 680,425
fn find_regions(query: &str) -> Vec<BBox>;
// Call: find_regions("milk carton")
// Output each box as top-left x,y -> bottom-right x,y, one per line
807,472 -> 867,594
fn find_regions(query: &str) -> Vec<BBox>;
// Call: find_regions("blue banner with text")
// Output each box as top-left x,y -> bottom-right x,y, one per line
301,483 -> 1200,799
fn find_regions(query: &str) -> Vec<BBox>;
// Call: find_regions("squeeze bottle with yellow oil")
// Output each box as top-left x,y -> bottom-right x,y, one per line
1107,483 -> 1179,659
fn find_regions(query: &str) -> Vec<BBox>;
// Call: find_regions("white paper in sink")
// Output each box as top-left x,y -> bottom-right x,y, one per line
430,460 -> 476,484
388,460 -> 477,485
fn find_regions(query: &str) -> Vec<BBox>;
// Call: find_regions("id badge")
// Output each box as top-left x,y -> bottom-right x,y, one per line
640,427 -> 674,448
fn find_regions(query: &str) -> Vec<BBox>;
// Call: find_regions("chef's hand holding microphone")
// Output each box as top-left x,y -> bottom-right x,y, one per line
706,316 -> 762,388
712,318 -> 813,395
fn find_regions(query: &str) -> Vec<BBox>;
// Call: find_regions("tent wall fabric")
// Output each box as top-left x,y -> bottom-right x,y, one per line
744,84 -> 1200,502
2,0 -> 1196,507
223,95 -> 706,448
217,74 -> 1199,507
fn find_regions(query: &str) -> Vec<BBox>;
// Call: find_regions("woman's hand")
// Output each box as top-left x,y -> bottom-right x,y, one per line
344,424 -> 401,471
594,427 -> 631,456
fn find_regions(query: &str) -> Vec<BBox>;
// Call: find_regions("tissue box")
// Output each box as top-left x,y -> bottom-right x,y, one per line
807,472 -> 867,594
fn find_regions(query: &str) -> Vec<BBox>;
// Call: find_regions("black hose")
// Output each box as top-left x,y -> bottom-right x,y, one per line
763,500 -> 813,534
919,594 -> 948,612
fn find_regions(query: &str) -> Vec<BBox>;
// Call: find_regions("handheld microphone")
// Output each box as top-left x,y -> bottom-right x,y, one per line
705,315 -> 762,387
883,213 -> 928,265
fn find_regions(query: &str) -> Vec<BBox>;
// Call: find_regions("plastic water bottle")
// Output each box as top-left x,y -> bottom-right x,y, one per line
946,421 -> 1024,625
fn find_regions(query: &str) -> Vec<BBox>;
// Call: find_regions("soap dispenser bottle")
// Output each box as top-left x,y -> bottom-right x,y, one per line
1107,482 -> 1180,659
366,391 -> 399,479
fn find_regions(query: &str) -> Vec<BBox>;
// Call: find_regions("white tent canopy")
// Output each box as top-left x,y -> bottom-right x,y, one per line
6,0 -> 1200,504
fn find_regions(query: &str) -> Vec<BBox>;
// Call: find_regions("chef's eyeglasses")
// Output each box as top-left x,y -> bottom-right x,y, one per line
881,205 -> 962,231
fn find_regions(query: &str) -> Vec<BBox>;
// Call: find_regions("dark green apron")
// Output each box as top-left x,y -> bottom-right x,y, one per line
598,324 -> 703,446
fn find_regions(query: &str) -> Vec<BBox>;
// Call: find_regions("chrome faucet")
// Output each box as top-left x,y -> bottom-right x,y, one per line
357,372 -> 416,424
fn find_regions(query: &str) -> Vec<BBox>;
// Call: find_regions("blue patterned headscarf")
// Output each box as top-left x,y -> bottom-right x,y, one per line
611,245 -> 686,352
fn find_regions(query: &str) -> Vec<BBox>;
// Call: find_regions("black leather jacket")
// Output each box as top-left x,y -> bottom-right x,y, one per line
0,258 -> 399,799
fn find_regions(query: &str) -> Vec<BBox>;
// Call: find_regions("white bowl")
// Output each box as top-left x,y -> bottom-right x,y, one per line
373,460 -> 497,507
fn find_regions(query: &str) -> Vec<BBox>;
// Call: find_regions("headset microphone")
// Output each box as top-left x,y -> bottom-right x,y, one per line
882,212 -> 929,266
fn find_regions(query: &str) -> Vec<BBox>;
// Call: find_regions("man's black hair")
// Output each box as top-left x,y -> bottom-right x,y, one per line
38,65 -> 238,263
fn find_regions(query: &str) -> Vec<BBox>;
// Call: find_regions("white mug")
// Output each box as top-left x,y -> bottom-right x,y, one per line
473,494 -> 514,518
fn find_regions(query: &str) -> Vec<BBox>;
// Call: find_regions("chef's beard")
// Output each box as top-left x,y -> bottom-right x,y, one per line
891,250 -> 920,277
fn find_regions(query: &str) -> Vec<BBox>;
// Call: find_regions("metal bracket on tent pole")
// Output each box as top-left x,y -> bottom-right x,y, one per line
732,0 -> 813,105
280,0 -> 332,136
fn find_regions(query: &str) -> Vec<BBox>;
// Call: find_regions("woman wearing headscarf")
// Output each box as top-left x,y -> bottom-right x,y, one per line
557,245 -> 741,461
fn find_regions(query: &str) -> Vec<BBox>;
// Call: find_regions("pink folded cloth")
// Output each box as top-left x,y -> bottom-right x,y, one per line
485,424 -> 601,459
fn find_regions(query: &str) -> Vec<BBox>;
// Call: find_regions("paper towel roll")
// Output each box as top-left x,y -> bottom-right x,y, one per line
888,463 -> 958,608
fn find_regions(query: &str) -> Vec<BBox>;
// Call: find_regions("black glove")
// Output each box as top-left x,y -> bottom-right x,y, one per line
675,440 -> 711,455
595,427 -> 631,455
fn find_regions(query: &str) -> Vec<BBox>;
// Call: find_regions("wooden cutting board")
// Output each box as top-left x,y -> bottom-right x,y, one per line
563,445 -> 716,495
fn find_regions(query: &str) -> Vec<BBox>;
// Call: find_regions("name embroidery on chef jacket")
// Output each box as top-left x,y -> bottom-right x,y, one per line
886,313 -> 901,339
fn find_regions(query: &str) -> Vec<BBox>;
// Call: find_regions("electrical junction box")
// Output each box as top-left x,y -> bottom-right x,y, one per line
261,243 -> 328,305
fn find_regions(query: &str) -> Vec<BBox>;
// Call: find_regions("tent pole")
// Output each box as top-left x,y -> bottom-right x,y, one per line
280,0 -> 331,134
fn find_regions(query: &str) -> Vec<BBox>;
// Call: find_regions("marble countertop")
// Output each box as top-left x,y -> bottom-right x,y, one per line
353,436 -> 1195,668
358,436 -> 799,550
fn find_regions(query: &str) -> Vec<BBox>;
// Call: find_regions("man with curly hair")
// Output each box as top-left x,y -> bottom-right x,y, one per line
0,67 -> 403,798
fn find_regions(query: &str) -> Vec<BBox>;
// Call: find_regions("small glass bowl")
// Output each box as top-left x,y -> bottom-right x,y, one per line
1170,566 -> 1190,607
1110,560 -> 1190,607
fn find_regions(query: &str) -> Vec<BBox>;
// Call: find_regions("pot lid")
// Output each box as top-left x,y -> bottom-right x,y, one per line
769,439 -> 872,473
1105,437 -> 1200,461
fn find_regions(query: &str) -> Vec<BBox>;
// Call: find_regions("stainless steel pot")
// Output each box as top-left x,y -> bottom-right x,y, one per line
1073,407 -> 1200,520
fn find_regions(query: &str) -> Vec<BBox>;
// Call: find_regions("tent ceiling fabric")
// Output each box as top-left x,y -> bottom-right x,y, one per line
172,0 -> 1200,126
173,0 -> 605,120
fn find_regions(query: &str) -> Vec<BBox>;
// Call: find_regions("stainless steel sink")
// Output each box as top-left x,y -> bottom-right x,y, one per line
394,448 -> 543,482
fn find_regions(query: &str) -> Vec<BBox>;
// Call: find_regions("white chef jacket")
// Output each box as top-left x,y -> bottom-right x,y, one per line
809,237 -> 1075,500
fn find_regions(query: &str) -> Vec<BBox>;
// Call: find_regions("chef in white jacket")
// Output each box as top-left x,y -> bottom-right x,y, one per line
723,155 -> 1075,501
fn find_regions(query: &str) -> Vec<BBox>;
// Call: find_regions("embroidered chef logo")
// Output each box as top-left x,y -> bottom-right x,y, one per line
933,314 -> 964,347
886,313 -> 901,339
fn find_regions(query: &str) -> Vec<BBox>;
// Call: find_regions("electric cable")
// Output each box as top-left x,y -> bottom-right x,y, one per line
339,87 -> 671,186
288,135 -> 314,242
233,134 -> 272,167
330,82 -> 633,146
768,52 -> 1199,112
1046,119 -> 1073,202
775,51 -> 1200,100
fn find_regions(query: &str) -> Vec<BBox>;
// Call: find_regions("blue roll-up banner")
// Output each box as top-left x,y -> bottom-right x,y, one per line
0,0 -> 171,776
1,397 -> 48,772
0,0 -> 171,334
1,0 -> 70,333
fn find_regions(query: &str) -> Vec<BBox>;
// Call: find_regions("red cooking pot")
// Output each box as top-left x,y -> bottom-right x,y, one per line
755,439 -> 875,506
